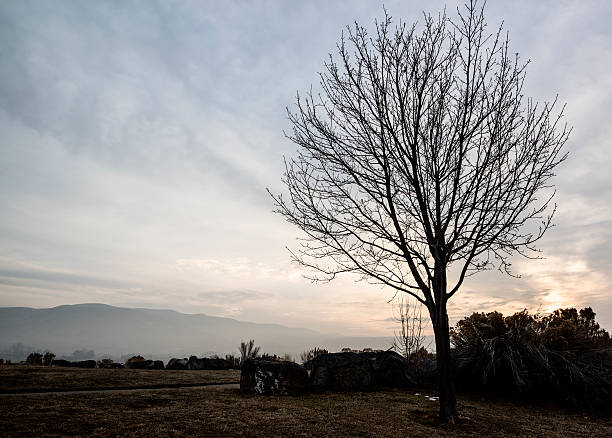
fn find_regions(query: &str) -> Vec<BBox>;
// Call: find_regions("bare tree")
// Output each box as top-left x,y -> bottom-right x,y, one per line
270,0 -> 569,421
239,339 -> 260,365
392,295 -> 429,364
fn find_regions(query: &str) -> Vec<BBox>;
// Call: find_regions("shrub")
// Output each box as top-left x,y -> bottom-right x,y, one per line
125,355 -> 145,368
452,307 -> 612,410
408,346 -> 435,365
239,340 -> 260,365
260,353 -> 281,361
225,354 -> 240,367
42,352 -> 56,366
538,307 -> 610,353
26,352 -> 43,365
300,347 -> 329,364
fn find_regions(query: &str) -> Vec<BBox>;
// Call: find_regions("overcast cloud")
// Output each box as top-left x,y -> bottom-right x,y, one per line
1,0 -> 611,335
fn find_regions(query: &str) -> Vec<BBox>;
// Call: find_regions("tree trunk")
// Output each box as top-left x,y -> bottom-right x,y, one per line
430,262 -> 458,423
431,300 -> 458,422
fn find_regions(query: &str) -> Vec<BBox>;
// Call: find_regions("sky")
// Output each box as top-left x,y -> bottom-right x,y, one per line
0,0 -> 611,336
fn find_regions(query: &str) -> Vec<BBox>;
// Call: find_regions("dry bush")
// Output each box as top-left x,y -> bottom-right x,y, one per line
239,340 -> 260,365
452,307 -> 612,410
225,354 -> 240,368
300,347 -> 329,364
42,352 -> 55,366
260,353 -> 281,361
125,355 -> 145,368
25,352 -> 43,365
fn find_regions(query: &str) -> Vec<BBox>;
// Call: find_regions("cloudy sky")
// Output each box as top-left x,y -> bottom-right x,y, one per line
1,0 -> 611,336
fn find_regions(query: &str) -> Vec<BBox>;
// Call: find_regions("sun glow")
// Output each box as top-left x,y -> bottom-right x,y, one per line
519,256 -> 605,314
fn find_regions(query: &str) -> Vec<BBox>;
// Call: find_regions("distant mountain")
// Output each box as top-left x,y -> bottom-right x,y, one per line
0,303 -> 394,361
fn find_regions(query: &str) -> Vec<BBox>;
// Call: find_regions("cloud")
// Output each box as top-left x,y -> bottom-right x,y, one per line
175,258 -> 305,281
198,290 -> 274,303
0,0 -> 611,335
0,267 -> 128,290
0,256 -> 133,289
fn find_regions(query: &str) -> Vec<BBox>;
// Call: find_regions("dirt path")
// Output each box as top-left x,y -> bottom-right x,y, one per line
0,382 -> 239,397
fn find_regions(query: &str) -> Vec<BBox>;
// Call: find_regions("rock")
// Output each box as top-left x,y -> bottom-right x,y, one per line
167,356 -> 232,370
166,358 -> 189,370
371,350 -> 417,388
200,358 -> 233,370
309,351 -> 417,392
240,359 -> 308,395
310,352 -> 373,392
72,360 -> 97,368
187,355 -> 205,370
50,359 -> 96,368
147,360 -> 164,370
416,356 -> 438,386
98,362 -> 124,369
188,356 -> 232,370
127,360 -> 165,370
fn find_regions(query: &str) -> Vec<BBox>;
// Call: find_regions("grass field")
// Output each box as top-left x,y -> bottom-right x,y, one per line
0,365 -> 240,393
2,386 -> 611,437
1,366 -> 610,437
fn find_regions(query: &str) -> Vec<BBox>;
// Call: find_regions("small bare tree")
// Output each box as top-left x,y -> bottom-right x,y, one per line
270,1 -> 569,421
239,339 -> 260,365
392,296 -> 429,364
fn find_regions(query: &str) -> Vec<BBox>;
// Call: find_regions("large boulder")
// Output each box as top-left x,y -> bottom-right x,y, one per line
167,358 -> 189,370
200,358 -> 233,370
416,356 -> 438,386
310,352 -> 373,392
168,356 -> 233,370
310,351 -> 417,392
126,360 -> 146,369
98,361 -> 124,369
50,359 -> 96,368
187,356 -> 232,370
371,350 -> 417,388
73,360 -> 97,368
147,360 -> 164,370
187,356 -> 206,370
240,359 -> 308,395
127,360 -> 164,370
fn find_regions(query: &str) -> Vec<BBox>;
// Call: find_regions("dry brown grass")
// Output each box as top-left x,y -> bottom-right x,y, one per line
0,365 -> 240,393
1,366 -> 610,437
1,385 -> 611,437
